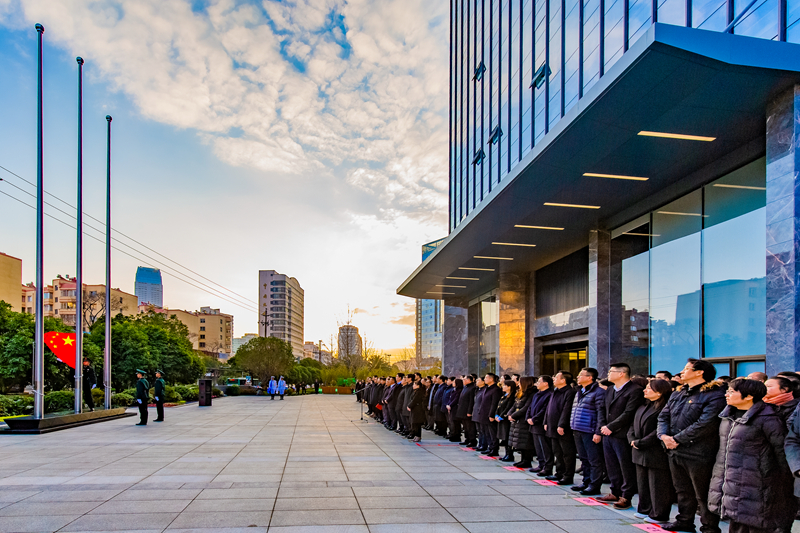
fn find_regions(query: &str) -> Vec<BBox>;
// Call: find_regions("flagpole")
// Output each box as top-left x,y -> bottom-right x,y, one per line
74,56 -> 84,414
33,23 -> 45,420
104,115 -> 112,410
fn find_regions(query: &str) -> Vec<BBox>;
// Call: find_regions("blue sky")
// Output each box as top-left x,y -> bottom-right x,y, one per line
0,0 -> 449,352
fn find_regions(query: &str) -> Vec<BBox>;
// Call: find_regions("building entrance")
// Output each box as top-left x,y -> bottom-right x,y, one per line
541,342 -> 587,377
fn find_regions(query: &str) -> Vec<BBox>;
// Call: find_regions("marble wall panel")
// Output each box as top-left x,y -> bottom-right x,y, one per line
589,230 -> 612,374
499,272 -> 527,375
443,304 -> 469,375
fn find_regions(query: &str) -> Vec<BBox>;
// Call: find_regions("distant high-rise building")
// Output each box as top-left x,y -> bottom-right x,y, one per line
233,333 -> 259,355
416,239 -> 446,361
304,341 -> 332,365
0,252 -> 22,312
139,304 -> 233,358
259,270 -> 304,359
135,267 -> 163,307
338,325 -> 362,359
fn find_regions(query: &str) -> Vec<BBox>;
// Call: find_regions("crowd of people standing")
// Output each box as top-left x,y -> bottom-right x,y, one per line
357,359 -> 800,533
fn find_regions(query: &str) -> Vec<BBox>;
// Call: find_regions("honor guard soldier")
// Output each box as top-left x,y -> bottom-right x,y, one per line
135,369 -> 150,425
82,359 -> 97,412
154,370 -> 166,422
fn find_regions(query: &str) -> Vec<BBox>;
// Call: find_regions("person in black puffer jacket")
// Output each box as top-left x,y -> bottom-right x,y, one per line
657,358 -> 727,533
495,380 -> 518,462
708,378 -> 796,533
764,375 -> 800,426
508,376 -> 537,468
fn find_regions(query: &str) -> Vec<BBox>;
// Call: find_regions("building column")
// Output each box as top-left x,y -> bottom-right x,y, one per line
443,303 -> 469,375
498,272 -> 527,375
766,85 -> 800,375
588,230 -> 612,376
526,271 -> 539,375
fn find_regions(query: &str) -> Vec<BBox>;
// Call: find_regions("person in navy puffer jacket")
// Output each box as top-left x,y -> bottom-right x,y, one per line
570,367 -> 606,495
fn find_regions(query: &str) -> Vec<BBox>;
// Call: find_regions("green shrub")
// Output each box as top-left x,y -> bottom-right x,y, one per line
111,393 -> 134,408
211,386 -> 222,398
174,385 -> 198,402
91,387 -> 105,404
225,385 -> 240,396
163,386 -> 182,403
0,395 -> 34,417
240,387 -> 258,395
44,390 -> 74,413
121,387 -> 136,397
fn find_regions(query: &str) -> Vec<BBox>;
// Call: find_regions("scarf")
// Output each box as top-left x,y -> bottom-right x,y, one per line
764,391 -> 794,406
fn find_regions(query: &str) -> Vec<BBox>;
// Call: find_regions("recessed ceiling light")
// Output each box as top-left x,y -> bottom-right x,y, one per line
446,276 -> 479,281
624,232 -> 661,237
474,256 -> 514,260
657,211 -> 708,217
583,172 -> 648,181
638,131 -> 716,142
712,184 -> 766,191
545,202 -> 601,209
427,292 -> 454,295
492,242 -> 536,247
436,284 -> 466,288
514,225 -> 564,230
459,267 -> 495,272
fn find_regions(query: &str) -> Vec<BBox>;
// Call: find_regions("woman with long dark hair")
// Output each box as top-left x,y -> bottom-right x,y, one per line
628,378 -> 674,525
508,376 -> 537,467
496,380 -> 518,462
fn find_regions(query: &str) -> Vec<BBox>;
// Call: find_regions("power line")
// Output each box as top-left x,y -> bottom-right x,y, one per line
0,188 -> 259,316
0,163 -> 259,308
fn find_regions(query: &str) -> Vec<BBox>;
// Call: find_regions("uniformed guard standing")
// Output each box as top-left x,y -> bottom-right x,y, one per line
268,376 -> 277,400
154,370 -> 166,422
82,359 -> 97,412
135,369 -> 150,426
278,376 -> 287,400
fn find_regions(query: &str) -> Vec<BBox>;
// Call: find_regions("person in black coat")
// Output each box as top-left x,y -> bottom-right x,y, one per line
629,378 -> 674,525
473,377 -> 488,450
764,375 -> 800,425
400,376 -> 414,436
382,377 -> 397,429
480,374 -> 503,456
82,359 -> 97,412
508,376 -> 536,467
657,359 -> 727,533
495,380 -> 517,461
425,377 -> 440,430
545,371 -> 576,485
407,380 -> 428,442
709,378 -> 796,533
597,362 -> 644,509
528,375 -> 554,474
457,375 -> 478,447
433,375 -> 449,436
446,378 -> 463,442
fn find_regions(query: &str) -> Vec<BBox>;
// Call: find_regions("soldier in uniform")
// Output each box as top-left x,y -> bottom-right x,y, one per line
135,369 -> 150,426
82,359 -> 97,412
154,370 -> 166,422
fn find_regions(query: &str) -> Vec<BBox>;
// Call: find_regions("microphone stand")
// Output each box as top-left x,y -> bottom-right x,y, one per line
353,386 -> 367,421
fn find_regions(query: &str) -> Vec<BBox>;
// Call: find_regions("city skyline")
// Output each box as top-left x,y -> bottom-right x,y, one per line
0,0 -> 448,352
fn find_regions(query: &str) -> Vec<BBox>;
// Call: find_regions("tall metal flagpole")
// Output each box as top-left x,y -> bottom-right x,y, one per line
33,23 -> 45,420
74,56 -> 84,414
104,115 -> 112,410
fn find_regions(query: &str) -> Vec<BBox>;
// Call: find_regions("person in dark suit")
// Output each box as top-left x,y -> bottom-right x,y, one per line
473,376 -> 488,450
407,379 -> 428,442
597,362 -> 645,509
439,377 -> 454,438
528,375 -> 554,474
134,369 -> 149,426
629,378 -> 674,525
382,377 -> 397,429
446,378 -> 463,442
392,374 -> 405,432
82,359 -> 97,412
433,375 -> 448,436
153,370 -> 166,422
457,375 -> 478,447
545,370 -> 576,485
400,375 -> 414,436
425,376 -> 440,430
480,374 -> 503,456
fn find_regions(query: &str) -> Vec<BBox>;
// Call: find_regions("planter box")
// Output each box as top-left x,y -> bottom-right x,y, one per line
321,386 -> 353,395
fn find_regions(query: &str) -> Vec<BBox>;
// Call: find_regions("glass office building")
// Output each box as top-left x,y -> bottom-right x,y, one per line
416,239 -> 447,362
399,6 -> 800,377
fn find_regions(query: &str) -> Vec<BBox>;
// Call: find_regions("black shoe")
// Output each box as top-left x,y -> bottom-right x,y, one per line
154,419 -> 164,422
89,408 -> 94,412
663,523 -> 696,533
406,434 -> 415,439
529,466 -> 543,473
556,479 -> 574,486
135,423 -> 147,426
500,455 -> 515,462
485,449 -> 499,457
545,475 -> 560,481
513,461 -> 526,467
570,484 -> 587,492
580,486 -> 602,496
517,462 -> 533,468
460,441 -> 469,445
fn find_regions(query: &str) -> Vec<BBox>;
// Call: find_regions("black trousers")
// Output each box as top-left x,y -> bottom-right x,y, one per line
155,399 -> 164,421
551,433 -> 576,482
462,418 -> 476,442
483,421 -> 498,449
83,386 -> 94,410
533,432 -> 554,472
411,422 -> 423,438
604,435 -> 638,500
574,430 -> 604,488
448,412 -> 461,438
137,402 -> 148,424
669,455 -> 720,533
636,464 -> 673,522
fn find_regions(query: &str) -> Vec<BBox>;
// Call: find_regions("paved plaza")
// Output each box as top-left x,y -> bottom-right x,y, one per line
0,395 -> 759,533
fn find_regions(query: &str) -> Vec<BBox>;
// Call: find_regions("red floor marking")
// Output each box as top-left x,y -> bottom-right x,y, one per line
574,497 -> 605,506
632,524 -> 671,533
532,479 -> 557,486
502,466 -> 524,471
461,447 -> 475,451
479,455 -> 498,460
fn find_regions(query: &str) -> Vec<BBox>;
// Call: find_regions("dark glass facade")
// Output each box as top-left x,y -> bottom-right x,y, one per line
449,0 -> 798,232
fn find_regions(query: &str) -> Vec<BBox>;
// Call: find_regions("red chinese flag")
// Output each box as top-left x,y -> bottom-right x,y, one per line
44,332 -> 77,369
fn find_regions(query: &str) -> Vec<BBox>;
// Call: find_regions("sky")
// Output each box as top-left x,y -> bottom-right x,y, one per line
0,0 -> 450,353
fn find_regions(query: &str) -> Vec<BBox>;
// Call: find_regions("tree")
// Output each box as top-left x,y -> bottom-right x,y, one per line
235,336 -> 294,385
82,289 -> 129,328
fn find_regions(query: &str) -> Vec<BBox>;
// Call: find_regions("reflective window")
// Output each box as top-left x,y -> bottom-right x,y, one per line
521,0 -> 534,153
534,0 -> 547,142
693,0 -> 727,30
736,360 -> 765,377
734,0 -> 779,39
650,191 -> 703,372
628,0 -> 652,47
500,0 -> 510,179
510,0 -> 521,168
657,0 -> 686,25
702,158 -> 766,358
564,0 -> 581,113
483,0 -> 491,198
604,0 -> 625,71
480,296 -> 499,374
789,0 -> 800,42
583,0 -> 601,93
548,0 -> 563,129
